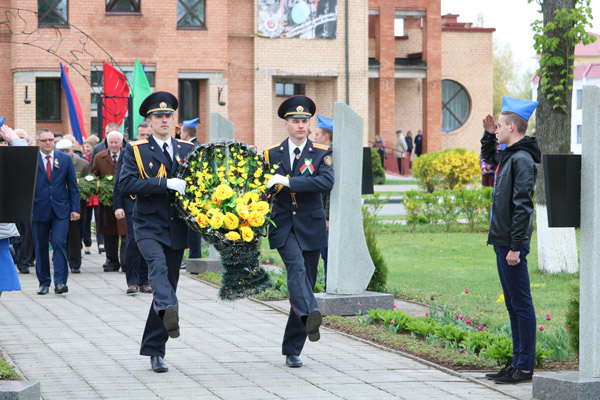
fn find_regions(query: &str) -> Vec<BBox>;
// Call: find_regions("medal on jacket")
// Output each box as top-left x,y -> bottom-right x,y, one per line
300,159 -> 314,175
54,158 -> 60,168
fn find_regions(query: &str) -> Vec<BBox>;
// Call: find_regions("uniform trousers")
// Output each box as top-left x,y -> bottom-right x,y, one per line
278,230 -> 320,356
494,244 -> 536,371
188,229 -> 203,259
124,213 -> 148,287
137,238 -> 183,357
32,209 -> 70,287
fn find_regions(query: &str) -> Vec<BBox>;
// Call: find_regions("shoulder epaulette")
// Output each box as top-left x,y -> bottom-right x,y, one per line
313,143 -> 330,150
130,139 -> 148,146
177,139 -> 194,146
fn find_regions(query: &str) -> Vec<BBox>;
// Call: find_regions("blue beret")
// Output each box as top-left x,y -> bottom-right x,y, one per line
317,115 -> 333,130
139,91 -> 178,117
277,95 -> 316,119
0,117 -> 4,129
183,118 -> 199,128
501,96 -> 538,121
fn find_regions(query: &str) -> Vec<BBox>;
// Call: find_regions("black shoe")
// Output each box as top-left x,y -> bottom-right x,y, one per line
485,362 -> 514,380
126,284 -> 139,295
37,286 -> 49,295
70,268 -> 81,274
285,355 -> 303,368
103,264 -> 119,272
18,266 -> 30,274
494,368 -> 533,384
84,249 -> 91,255
99,247 -> 105,254
162,305 -> 180,338
150,356 -> 168,373
306,310 -> 322,342
54,283 -> 68,294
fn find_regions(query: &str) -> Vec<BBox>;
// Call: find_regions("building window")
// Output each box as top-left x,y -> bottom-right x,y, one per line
36,79 -> 61,121
577,125 -> 582,144
178,80 -> 199,122
576,89 -> 582,110
275,82 -> 304,98
38,0 -> 68,26
106,0 -> 141,13
394,17 -> 404,37
177,0 -> 205,28
442,79 -> 471,132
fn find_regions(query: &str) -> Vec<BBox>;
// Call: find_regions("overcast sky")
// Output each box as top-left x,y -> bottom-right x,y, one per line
441,0 -> 600,75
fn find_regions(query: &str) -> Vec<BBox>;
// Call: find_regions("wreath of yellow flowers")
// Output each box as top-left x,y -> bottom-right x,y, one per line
175,140 -> 279,244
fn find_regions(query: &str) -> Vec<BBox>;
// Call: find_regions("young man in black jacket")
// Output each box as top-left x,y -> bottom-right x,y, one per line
480,96 -> 541,384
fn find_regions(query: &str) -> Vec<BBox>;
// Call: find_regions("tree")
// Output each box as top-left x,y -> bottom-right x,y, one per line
528,0 -> 596,274
493,41 -> 535,116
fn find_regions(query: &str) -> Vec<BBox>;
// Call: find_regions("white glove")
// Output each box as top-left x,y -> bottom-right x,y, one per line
267,174 -> 290,189
166,178 -> 187,195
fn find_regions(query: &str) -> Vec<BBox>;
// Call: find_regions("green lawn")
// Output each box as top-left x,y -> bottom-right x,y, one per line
383,179 -> 417,185
379,225 -> 579,334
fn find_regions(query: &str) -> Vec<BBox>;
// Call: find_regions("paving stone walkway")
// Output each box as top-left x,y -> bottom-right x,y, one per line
0,251 -> 531,400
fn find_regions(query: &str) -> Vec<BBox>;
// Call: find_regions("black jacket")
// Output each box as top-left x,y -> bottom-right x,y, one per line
481,132 -> 541,251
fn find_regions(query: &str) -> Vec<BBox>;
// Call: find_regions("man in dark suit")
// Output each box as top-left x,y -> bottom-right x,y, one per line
264,95 -> 334,368
113,122 -> 152,295
117,92 -> 195,373
32,129 -> 80,295
90,122 -> 121,166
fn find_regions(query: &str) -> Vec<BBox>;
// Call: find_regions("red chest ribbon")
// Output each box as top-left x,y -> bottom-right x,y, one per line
300,159 -> 314,175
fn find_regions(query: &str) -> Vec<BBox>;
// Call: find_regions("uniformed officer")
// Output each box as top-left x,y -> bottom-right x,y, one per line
117,91 -> 195,373
265,95 -> 334,368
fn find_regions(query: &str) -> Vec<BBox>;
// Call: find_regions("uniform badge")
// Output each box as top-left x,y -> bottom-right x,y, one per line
296,106 -> 304,112
159,102 -> 167,109
300,159 -> 314,175
149,162 -> 154,169
324,155 -> 333,166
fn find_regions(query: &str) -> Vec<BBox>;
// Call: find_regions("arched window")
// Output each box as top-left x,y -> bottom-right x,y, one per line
442,80 -> 471,132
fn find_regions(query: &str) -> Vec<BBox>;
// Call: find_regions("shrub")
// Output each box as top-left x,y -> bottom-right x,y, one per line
363,195 -> 389,292
370,148 -> 386,185
412,148 -> 480,192
566,281 -> 579,353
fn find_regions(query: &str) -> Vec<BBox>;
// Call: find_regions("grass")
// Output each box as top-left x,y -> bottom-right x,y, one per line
0,355 -> 19,380
383,179 -> 417,186
378,223 -> 580,334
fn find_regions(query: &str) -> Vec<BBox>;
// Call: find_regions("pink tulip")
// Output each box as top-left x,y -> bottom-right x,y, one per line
539,325 -> 545,331
266,258 -> 270,264
390,320 -> 395,325
465,317 -> 471,324
455,315 -> 459,319
425,312 -> 429,317
478,325 -> 484,331
393,304 -> 397,308
546,314 -> 551,321
459,313 -> 464,319
465,288 -> 469,294
357,302 -> 361,307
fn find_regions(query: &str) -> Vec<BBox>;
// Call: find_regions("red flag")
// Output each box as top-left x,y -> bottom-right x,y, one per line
102,61 -> 129,135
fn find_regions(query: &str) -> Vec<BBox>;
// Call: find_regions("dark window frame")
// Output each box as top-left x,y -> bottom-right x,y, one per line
106,0 -> 141,14
275,82 -> 304,98
36,78 -> 62,122
178,79 -> 200,123
38,0 -> 68,27
442,79 -> 471,132
177,0 -> 206,30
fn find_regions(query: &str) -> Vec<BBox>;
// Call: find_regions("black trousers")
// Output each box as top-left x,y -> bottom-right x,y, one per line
104,234 -> 126,269
137,238 -> 184,358
14,222 -> 35,268
278,230 -> 320,356
188,228 -> 203,259
67,219 -> 82,270
124,213 -> 148,286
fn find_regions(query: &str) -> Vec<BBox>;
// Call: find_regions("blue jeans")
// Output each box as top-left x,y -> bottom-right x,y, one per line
494,244 -> 536,371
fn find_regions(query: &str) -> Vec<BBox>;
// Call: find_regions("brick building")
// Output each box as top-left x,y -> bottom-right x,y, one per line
0,0 -> 493,154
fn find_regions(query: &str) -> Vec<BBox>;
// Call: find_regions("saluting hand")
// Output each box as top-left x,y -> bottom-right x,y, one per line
167,178 -> 187,195
483,114 -> 498,134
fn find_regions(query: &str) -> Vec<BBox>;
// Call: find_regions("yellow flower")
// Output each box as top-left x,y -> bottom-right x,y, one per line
254,168 -> 263,178
208,211 -> 225,230
237,160 -> 246,167
250,201 -> 269,215
248,211 -> 265,227
496,294 -> 505,303
224,212 -> 239,230
236,204 -> 250,220
196,213 -> 209,228
240,226 -> 254,242
214,184 -> 234,201
226,231 -> 241,241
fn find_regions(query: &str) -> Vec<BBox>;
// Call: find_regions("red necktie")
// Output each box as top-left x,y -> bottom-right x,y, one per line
46,155 -> 52,181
